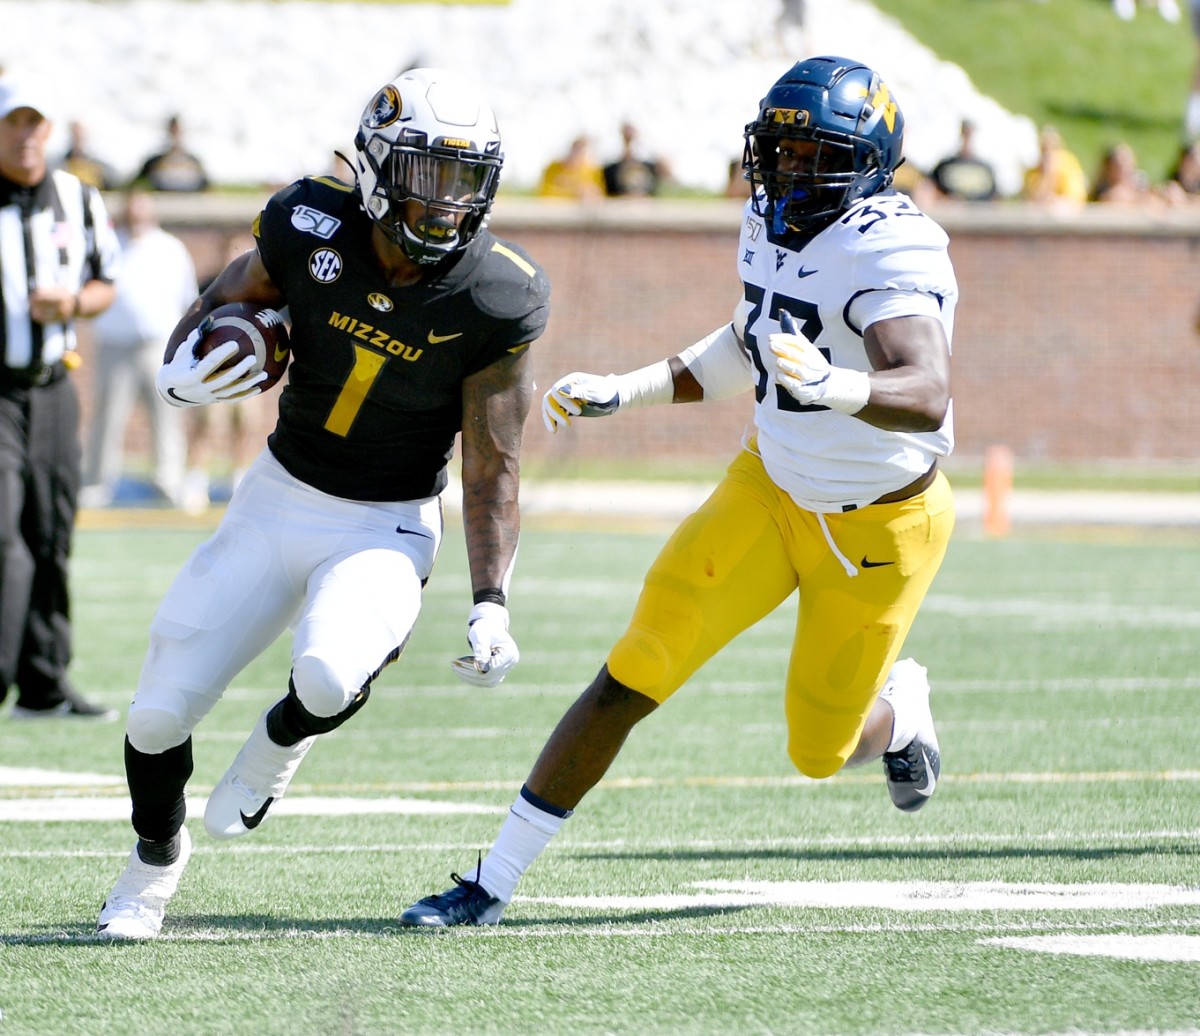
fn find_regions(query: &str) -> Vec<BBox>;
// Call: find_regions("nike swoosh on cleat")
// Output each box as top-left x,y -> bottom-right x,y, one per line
240,797 -> 274,830
912,750 -> 936,796
860,557 -> 895,568
427,330 -> 463,344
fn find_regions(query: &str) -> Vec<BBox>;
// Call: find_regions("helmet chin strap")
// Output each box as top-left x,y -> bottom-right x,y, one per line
371,196 -> 461,266
399,216 -> 459,266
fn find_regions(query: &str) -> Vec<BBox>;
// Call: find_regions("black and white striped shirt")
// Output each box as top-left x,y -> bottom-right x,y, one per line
0,168 -> 119,372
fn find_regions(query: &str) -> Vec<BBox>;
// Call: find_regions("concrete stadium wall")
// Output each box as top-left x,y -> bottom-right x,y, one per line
77,196 -> 1200,477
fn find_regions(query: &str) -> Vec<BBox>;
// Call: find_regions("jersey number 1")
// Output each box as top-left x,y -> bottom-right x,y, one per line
324,345 -> 386,437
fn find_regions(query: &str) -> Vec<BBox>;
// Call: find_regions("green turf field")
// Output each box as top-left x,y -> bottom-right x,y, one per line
2,518 -> 1198,1035
881,0 -> 1196,185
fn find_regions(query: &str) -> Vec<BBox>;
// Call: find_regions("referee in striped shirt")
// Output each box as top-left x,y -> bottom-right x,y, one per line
0,75 -> 120,719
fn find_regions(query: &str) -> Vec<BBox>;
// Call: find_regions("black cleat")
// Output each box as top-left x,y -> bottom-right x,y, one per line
883,735 -> 941,812
879,658 -> 941,812
399,873 -> 505,927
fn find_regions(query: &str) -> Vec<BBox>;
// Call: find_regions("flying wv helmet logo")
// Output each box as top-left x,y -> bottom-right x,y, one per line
769,108 -> 810,127
856,77 -> 898,134
367,86 -> 402,129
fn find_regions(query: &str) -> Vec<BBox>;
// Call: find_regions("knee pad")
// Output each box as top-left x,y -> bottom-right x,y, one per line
290,653 -> 357,718
126,705 -> 191,755
786,746 -> 845,781
271,676 -> 370,741
786,723 -> 849,779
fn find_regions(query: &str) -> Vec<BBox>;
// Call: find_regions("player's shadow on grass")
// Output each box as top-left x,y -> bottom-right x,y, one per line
573,841 -> 1200,863
0,904 -> 760,945
168,906 -> 759,933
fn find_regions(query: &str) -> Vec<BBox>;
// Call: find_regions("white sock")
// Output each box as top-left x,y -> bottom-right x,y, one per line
878,659 -> 928,752
1186,93 -> 1200,140
886,699 -> 917,754
474,787 -> 570,903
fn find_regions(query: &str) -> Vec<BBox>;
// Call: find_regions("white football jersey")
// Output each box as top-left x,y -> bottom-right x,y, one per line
736,190 -> 957,512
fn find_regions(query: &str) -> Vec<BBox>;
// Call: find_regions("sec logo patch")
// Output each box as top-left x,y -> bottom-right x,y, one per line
309,248 -> 342,283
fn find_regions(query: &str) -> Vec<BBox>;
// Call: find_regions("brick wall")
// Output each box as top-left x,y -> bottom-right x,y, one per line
77,197 -> 1200,476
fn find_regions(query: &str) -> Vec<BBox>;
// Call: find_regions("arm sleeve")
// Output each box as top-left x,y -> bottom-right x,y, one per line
677,321 -> 754,401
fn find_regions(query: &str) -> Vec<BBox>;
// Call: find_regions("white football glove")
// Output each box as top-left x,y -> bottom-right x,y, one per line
450,602 -> 520,688
155,325 -> 268,408
768,310 -> 870,415
541,371 -> 620,433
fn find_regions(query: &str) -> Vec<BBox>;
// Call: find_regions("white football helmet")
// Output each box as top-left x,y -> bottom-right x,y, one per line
354,68 -> 503,265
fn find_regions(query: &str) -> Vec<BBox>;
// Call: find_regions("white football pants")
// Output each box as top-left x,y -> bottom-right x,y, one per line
126,448 -> 443,754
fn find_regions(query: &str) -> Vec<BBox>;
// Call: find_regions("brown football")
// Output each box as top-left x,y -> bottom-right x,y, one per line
195,302 -> 290,393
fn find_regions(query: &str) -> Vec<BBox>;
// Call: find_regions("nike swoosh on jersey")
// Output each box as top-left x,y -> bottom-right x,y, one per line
427,330 -> 463,344
396,523 -> 434,540
796,267 -> 819,278
860,557 -> 895,568
240,797 -> 274,830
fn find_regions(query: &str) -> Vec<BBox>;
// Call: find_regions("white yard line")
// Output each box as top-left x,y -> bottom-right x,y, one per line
0,795 -> 502,822
983,935 -> 1200,962
524,880 -> 1200,913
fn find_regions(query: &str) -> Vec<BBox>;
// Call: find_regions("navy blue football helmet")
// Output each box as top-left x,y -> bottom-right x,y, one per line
744,56 -> 905,237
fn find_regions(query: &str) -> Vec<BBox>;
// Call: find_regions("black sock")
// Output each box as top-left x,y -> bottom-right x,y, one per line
136,832 -> 180,867
126,736 -> 193,844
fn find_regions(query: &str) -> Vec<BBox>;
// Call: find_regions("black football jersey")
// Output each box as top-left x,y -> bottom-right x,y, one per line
253,176 -> 550,501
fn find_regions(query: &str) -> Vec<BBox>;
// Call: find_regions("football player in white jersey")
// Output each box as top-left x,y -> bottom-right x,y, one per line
401,55 -> 957,927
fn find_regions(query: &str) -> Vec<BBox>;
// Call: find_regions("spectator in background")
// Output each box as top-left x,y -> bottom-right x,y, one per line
929,120 -> 998,202
1163,139 -> 1200,202
81,189 -> 197,509
1185,0 -> 1200,139
1113,0 -> 1180,20
892,159 -> 940,209
1089,141 -> 1160,206
328,150 -> 355,183
538,136 -> 605,200
133,115 -> 209,192
61,120 -> 118,190
602,122 -> 669,197
779,0 -> 806,27
178,234 -> 274,514
1022,125 -> 1088,209
0,75 -> 119,720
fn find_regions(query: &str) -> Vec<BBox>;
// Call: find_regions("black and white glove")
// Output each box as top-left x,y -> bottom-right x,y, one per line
155,325 -> 267,408
450,602 -> 520,688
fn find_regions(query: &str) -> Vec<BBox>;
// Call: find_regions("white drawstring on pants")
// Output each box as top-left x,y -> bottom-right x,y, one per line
817,512 -> 859,578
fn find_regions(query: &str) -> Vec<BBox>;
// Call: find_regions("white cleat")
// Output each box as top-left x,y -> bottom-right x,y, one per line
97,826 -> 192,940
878,658 -> 941,813
204,707 -> 314,840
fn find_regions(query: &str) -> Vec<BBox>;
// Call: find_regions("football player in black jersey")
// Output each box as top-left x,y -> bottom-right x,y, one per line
98,69 -> 550,940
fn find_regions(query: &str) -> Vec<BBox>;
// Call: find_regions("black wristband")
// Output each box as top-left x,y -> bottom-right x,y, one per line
473,587 -> 507,607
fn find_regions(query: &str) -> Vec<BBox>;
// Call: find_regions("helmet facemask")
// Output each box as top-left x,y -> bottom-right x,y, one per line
355,70 -> 504,266
746,125 -> 887,237
742,56 -> 904,238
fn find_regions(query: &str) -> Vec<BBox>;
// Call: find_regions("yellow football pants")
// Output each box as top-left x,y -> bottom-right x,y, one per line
607,448 -> 955,778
